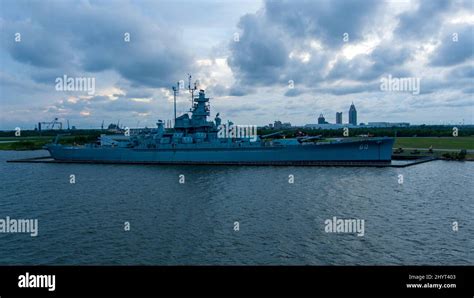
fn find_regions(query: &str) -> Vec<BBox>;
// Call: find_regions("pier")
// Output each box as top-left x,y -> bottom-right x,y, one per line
7,156 -> 438,167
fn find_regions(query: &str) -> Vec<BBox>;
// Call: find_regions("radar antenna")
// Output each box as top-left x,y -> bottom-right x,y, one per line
187,74 -> 198,110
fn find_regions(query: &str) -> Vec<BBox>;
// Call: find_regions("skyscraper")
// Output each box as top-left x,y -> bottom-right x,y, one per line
336,112 -> 342,124
318,113 -> 328,124
349,103 -> 357,126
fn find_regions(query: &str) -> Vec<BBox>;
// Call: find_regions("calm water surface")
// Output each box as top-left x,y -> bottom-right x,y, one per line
0,150 -> 473,265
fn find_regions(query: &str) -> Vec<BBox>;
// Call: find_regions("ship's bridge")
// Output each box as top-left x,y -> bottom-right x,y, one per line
174,89 -> 215,132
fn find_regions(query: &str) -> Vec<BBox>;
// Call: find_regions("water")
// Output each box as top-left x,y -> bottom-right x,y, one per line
0,150 -> 473,265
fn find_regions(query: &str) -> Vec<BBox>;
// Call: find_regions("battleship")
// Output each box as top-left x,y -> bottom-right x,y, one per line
45,84 -> 395,165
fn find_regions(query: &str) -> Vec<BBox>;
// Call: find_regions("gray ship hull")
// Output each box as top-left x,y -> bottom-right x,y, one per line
46,137 -> 394,165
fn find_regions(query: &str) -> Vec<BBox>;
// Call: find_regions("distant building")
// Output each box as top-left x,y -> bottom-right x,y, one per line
367,122 -> 410,128
318,114 -> 328,124
273,121 -> 291,130
349,103 -> 357,126
336,112 -> 342,124
304,123 -> 354,130
108,123 -> 119,130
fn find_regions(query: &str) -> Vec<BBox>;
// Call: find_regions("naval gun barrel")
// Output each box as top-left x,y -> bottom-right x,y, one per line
260,131 -> 285,139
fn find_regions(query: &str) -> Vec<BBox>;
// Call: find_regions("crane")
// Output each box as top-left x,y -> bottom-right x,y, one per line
38,118 -> 62,131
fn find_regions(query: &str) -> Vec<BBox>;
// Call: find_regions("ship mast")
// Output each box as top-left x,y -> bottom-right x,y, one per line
187,73 -> 197,111
172,83 -> 178,127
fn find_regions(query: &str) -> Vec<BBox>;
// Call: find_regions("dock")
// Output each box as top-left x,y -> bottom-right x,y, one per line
6,156 -> 438,167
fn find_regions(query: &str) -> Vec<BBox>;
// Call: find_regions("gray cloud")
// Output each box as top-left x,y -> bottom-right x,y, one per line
265,0 -> 382,47
450,65 -> 474,78
2,21 -> 74,68
284,88 -> 305,97
430,25 -> 474,66
227,0 -> 415,91
315,82 -> 381,96
394,0 -> 454,40
228,13 -> 289,87
1,0 -> 194,88
227,0 -> 383,90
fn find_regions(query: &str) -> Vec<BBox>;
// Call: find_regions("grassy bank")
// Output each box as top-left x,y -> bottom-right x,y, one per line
394,137 -> 474,150
392,137 -> 473,160
0,135 -> 100,150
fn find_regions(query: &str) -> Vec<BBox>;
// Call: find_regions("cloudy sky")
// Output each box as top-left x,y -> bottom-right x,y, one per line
0,0 -> 473,130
